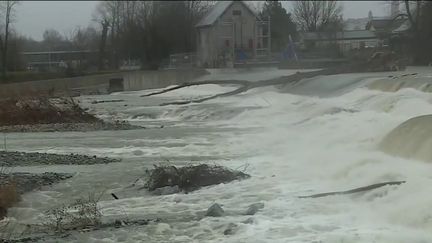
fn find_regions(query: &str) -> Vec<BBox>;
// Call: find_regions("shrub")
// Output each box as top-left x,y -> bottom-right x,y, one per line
0,183 -> 21,220
43,192 -> 103,232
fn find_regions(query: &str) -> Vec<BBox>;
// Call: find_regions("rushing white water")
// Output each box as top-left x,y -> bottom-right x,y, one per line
3,67 -> 432,242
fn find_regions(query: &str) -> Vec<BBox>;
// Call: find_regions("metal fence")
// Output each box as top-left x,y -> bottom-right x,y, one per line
168,52 -> 197,69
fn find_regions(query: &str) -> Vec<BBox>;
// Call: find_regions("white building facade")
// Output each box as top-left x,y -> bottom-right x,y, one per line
195,1 -> 270,68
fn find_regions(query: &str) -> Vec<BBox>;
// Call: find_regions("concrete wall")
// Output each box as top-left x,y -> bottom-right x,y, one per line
0,69 -> 208,98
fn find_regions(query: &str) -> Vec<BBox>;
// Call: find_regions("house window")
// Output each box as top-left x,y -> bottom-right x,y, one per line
233,10 -> 241,16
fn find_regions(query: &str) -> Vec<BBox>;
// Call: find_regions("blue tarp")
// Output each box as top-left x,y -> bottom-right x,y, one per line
282,36 -> 298,61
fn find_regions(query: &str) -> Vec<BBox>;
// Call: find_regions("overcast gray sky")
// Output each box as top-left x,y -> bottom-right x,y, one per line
15,1 -> 99,40
14,1 -> 388,41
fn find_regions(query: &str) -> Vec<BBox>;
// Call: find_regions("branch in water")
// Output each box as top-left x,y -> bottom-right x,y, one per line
160,85 -> 249,106
144,62 -> 387,106
299,181 -> 406,198
140,80 -> 250,97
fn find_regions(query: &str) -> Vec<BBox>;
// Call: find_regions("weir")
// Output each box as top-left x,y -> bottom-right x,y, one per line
380,115 -> 432,163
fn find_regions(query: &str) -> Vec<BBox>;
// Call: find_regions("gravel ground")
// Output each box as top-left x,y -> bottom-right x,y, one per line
0,172 -> 73,194
0,122 -> 143,133
0,151 -> 120,167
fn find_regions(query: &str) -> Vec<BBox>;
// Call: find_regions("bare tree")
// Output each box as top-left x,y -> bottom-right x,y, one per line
293,1 -> 342,32
402,0 -> 428,31
93,2 -> 112,70
89,1 -> 213,70
0,0 -> 18,79
108,1 -> 122,69
97,21 -> 110,70
400,0 -> 431,64
42,28 -> 65,51
71,26 -> 98,50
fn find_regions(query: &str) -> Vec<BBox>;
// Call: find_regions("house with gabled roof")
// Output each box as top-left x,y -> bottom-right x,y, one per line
195,1 -> 270,68
365,1 -> 411,47
300,30 -> 380,56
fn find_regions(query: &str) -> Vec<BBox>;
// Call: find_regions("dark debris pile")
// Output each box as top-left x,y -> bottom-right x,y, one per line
144,164 -> 250,193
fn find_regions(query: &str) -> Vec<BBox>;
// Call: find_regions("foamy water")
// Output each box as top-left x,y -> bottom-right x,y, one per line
3,67 -> 432,242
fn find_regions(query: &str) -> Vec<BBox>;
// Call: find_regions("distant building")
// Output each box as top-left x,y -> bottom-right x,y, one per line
22,50 -> 98,72
300,30 -> 379,56
365,1 -> 410,47
344,17 -> 370,31
301,1 -> 410,57
366,18 -> 409,40
195,1 -> 270,68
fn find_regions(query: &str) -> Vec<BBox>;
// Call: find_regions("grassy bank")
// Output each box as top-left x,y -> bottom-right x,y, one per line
0,70 -> 120,84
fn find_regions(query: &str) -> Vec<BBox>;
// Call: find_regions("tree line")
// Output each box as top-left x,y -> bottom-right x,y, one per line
0,0 -> 430,81
400,0 -> 432,64
0,0 -> 340,75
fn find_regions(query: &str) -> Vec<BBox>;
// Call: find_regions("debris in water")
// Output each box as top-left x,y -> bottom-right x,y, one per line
144,164 -> 250,193
206,203 -> 225,217
91,99 -> 124,104
299,181 -> 406,198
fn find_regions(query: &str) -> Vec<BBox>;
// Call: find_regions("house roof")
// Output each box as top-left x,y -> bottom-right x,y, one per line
196,1 -> 259,28
366,18 -> 408,32
343,17 -> 370,31
302,30 -> 377,41
392,19 -> 411,33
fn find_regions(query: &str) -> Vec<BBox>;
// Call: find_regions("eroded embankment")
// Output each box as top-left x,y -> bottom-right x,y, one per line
0,96 -> 141,133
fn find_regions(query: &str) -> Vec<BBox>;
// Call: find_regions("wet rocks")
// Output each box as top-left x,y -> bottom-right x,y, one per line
0,151 -> 120,167
223,223 -> 238,235
245,202 -> 264,215
241,217 -> 254,224
132,150 -> 144,156
151,185 -> 180,196
206,203 -> 224,217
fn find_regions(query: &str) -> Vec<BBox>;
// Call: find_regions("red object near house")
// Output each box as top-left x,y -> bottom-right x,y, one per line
249,39 -> 253,49
225,40 -> 230,47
